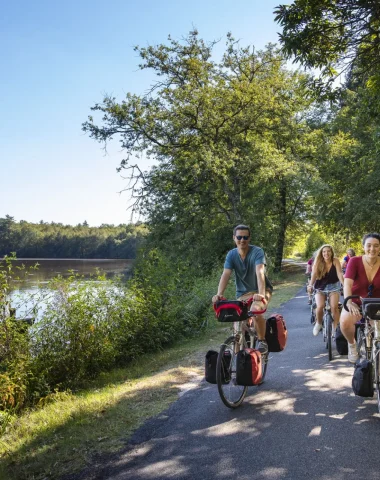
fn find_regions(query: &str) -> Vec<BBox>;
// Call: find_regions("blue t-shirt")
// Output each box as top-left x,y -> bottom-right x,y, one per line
224,245 -> 268,298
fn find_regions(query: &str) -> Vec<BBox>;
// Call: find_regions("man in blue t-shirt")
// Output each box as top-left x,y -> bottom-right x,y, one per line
212,224 -> 273,354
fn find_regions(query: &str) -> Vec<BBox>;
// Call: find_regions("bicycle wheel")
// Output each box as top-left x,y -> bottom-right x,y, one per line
374,349 -> 380,413
322,316 -> 327,347
325,312 -> 333,361
216,336 -> 247,409
310,307 -> 316,324
356,326 -> 367,361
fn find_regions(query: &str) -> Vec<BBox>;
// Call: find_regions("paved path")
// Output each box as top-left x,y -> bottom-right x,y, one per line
70,289 -> 380,480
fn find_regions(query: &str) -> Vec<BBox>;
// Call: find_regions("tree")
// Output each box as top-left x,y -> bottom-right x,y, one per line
275,0 -> 380,98
313,86 -> 380,235
0,219 -> 145,259
0,215 -> 15,254
83,31 -> 323,271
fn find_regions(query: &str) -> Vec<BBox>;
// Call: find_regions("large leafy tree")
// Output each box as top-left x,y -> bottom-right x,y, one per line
313,87 -> 380,236
83,31 -> 322,271
275,1 -> 380,242
275,0 -> 380,98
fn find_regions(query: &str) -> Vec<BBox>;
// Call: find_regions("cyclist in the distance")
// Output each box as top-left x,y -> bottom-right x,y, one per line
340,233 -> 380,363
212,224 -> 273,355
307,244 -> 344,337
341,248 -> 356,274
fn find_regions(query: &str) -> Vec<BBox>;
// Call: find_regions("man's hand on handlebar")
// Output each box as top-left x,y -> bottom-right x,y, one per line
250,295 -> 267,314
212,294 -> 224,304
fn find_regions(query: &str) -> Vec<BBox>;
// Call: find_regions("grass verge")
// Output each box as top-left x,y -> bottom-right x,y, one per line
0,270 -> 305,480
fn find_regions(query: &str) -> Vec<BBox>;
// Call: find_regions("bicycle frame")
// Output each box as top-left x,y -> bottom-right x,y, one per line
216,314 -> 268,409
344,295 -> 380,412
321,294 -> 334,360
234,317 -> 258,349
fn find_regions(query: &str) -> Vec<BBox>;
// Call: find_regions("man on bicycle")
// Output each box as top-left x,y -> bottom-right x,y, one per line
212,224 -> 273,354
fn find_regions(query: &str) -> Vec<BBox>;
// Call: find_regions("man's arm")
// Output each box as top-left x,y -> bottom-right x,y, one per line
212,268 -> 232,303
255,263 -> 266,297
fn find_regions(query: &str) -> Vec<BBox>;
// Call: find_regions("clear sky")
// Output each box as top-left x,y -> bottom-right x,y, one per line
1,0 -> 284,226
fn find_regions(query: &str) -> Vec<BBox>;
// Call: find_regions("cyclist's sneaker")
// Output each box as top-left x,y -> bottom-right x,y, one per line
313,322 -> 323,336
348,343 -> 359,364
257,340 -> 268,355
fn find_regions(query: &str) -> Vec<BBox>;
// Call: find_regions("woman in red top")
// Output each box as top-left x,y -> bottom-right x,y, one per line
341,233 -> 380,363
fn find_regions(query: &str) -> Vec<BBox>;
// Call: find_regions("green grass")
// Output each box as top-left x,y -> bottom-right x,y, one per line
0,270 -> 305,480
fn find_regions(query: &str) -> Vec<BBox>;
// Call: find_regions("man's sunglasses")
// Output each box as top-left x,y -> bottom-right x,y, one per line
368,283 -> 374,298
236,235 -> 249,241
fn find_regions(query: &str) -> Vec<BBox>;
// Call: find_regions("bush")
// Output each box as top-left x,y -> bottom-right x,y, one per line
0,250 -> 220,413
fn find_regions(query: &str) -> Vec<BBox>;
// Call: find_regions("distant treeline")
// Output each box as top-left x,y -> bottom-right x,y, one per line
0,216 -> 147,258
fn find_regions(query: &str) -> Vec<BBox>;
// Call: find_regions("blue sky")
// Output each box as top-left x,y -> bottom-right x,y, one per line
1,0 -> 285,226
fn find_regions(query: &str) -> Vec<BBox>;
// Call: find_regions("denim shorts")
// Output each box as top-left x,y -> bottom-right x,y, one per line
315,281 -> 341,294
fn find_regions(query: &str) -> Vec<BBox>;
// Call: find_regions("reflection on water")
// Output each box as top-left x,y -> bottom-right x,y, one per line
3,258 -> 134,320
6,258 -> 134,292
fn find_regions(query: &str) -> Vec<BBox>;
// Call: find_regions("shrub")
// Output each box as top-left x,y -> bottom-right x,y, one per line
0,250 -> 217,413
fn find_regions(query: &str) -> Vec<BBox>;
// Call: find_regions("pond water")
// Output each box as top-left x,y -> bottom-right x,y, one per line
3,258 -> 134,320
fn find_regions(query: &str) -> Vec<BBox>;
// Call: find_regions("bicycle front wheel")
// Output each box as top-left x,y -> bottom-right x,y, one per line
325,312 -> 333,361
216,336 -> 247,409
374,349 -> 380,413
310,307 -> 316,325
323,317 -> 328,347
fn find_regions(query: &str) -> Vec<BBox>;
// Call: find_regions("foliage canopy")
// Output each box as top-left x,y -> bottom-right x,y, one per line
275,0 -> 380,97
83,31 -> 326,270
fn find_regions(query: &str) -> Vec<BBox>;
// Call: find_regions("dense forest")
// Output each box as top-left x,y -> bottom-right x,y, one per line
0,216 -> 147,258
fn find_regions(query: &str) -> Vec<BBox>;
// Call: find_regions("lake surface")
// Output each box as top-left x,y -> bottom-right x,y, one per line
5,258 -> 133,292
3,258 -> 134,319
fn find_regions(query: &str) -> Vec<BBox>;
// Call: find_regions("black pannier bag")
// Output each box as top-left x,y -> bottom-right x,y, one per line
362,301 -> 380,320
205,350 -> 231,384
335,324 -> 348,355
352,359 -> 374,397
213,298 -> 252,323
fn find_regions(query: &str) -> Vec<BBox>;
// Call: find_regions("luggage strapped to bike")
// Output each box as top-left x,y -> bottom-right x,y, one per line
213,296 -> 267,322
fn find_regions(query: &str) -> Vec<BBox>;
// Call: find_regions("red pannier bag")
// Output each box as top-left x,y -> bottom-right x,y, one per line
236,348 -> 262,386
213,298 -> 253,322
265,313 -> 288,352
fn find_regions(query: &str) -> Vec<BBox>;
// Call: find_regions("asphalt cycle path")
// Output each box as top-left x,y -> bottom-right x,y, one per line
69,289 -> 380,480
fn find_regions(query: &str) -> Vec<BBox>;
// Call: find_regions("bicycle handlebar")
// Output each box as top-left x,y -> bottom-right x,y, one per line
247,307 -> 267,317
343,295 -> 360,311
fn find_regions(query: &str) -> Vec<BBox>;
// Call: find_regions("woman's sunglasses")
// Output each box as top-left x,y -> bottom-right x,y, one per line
236,235 -> 249,241
368,283 -> 374,297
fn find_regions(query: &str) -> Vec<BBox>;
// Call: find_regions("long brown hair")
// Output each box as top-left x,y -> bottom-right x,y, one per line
313,244 -> 336,280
